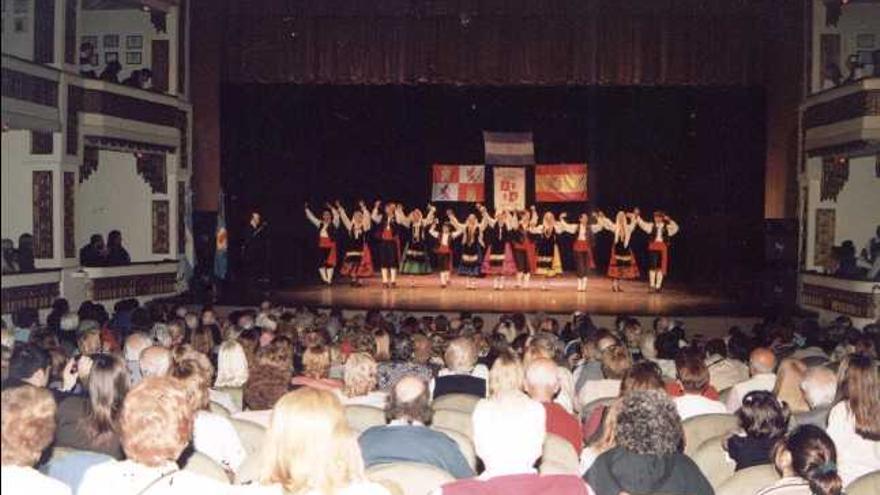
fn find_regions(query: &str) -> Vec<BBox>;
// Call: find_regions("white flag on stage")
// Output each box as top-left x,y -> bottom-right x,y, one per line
493,167 -> 526,211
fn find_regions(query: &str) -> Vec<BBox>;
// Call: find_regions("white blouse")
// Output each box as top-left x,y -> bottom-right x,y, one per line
826,401 -> 880,486
1,466 -> 71,495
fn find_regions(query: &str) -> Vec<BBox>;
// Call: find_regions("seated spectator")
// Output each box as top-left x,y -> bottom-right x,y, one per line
79,376 -> 232,493
79,42 -> 98,77
242,340 -> 293,413
524,332 -> 575,413
1,385 -> 70,495
525,358 -> 582,454
374,332 -> 434,390
171,352 -> 245,473
105,230 -> 131,266
725,390 -> 790,471
431,337 -> 487,399
726,347 -> 778,412
4,343 -> 65,393
190,327 -> 217,363
121,69 -> 143,88
793,366 -> 837,428
639,331 -> 675,378
139,345 -> 171,379
291,345 -> 343,391
359,375 -> 473,478
55,354 -> 128,458
212,340 -> 249,413
79,234 -> 106,267
124,332 -> 152,386
439,392 -> 589,494
826,354 -> 880,485
705,337 -> 751,391
672,353 -> 727,420
757,424 -> 842,495
338,352 -> 387,409
12,307 -> 38,343
486,349 -> 526,399
1,238 -> 19,273
99,61 -> 122,83
78,327 -> 103,356
586,390 -> 712,495
252,388 -> 389,495
577,344 -> 631,411
774,358 -> 809,414
16,233 -> 34,272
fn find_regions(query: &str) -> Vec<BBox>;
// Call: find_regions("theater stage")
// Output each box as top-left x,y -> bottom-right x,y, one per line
272,274 -> 755,317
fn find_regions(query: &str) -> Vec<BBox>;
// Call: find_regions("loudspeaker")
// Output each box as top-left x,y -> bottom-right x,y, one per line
764,219 -> 798,268
760,268 -> 798,308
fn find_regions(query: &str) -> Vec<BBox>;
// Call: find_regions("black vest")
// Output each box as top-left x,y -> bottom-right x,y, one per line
432,374 -> 486,400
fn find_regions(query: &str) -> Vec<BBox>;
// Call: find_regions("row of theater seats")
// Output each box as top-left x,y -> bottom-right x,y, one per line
45,393 -> 880,495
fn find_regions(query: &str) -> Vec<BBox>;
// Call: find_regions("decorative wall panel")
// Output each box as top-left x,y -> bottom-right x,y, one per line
32,171 -> 54,259
814,208 -> 836,269
152,200 -> 170,254
64,172 -> 75,258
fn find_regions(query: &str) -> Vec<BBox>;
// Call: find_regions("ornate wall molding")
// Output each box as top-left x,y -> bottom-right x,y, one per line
136,153 -> 168,194
32,171 -> 54,259
820,156 -> 849,201
90,272 -> 176,300
802,283 -> 875,318
152,200 -> 170,254
1,68 -> 58,107
803,89 -> 880,130
1,282 -> 60,313
64,172 -> 75,258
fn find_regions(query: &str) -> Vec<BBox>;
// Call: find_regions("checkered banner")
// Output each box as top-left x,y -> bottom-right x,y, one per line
431,164 -> 485,202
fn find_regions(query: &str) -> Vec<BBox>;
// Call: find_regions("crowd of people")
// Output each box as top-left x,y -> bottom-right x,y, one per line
1,233 -> 36,274
79,231 -> 131,267
1,297 -> 878,494
305,200 -> 680,292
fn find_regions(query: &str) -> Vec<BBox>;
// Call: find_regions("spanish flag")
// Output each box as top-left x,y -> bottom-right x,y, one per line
535,164 -> 588,202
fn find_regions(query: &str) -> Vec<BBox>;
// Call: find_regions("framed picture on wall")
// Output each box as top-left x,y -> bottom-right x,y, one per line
126,34 -> 142,49
103,34 -> 118,48
125,51 -> 142,65
105,51 -> 118,63
856,33 -> 875,49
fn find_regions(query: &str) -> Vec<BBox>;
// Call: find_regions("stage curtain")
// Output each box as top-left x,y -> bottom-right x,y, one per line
223,0 -> 766,87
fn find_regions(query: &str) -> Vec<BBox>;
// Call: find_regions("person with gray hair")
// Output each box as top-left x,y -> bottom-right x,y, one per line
726,347 -> 778,412
585,390 -> 713,495
437,391 -> 590,494
793,367 -> 838,429
138,346 -> 171,379
123,332 -> 152,386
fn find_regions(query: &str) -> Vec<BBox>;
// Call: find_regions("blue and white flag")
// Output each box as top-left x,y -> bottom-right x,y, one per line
213,190 -> 228,280
483,131 -> 535,165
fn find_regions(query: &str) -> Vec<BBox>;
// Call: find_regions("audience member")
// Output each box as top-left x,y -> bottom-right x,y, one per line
672,353 -> 727,420
793,366 -> 837,429
577,344 -> 631,411
440,392 -> 589,494
55,354 -> 128,458
242,339 -> 294,414
431,337 -> 487,399
339,352 -> 387,408
725,390 -> 790,471
105,230 -> 131,266
252,387 -> 390,495
639,331 -> 676,377
1,238 -> 19,273
79,234 -> 107,267
139,345 -> 171,379
99,61 -> 122,83
524,332 -> 576,413
586,390 -> 712,495
17,233 -> 35,272
78,376 -> 232,493
359,375 -> 474,478
374,332 -> 434,390
486,349 -> 525,398
525,358 -> 583,454
705,337 -> 750,391
292,345 -> 343,391
825,354 -> 880,485
726,347 -> 778,412
774,358 -> 810,414
123,332 -> 152,386
212,339 -> 249,412
1,385 -> 71,495
757,424 -> 843,495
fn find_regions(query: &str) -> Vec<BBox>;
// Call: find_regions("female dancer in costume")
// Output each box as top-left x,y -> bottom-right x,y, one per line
558,210 -> 607,292
304,202 -> 340,285
370,200 -> 404,288
479,206 -> 518,290
429,220 -> 463,288
528,206 -> 565,290
509,209 -> 537,289
448,208 -> 486,290
600,210 -> 639,292
635,209 -> 679,292
336,200 -> 374,287
398,204 -> 436,278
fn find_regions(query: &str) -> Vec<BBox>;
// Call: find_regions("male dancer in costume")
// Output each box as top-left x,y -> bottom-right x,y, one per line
371,200 -> 404,288
304,202 -> 339,285
335,200 -> 374,287
429,219 -> 463,288
635,209 -> 679,292
559,210 -> 607,292
510,209 -> 537,289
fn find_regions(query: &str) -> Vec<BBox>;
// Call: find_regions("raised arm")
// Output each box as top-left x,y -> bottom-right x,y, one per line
370,200 -> 382,224
590,212 -> 606,233
429,222 -> 439,238
359,201 -> 372,230
335,201 -> 352,231
423,204 -> 437,226
634,208 -> 653,234
447,210 -> 464,231
557,213 -> 577,234
304,204 -> 320,228
395,205 -> 412,227
529,205 -> 539,227
666,217 -> 680,237
327,202 -> 340,227
479,205 -> 497,227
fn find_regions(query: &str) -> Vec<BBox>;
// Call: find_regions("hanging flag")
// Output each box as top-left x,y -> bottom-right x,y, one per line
431,164 -> 485,202
493,167 -> 526,211
213,190 -> 228,280
483,131 -> 535,165
535,164 -> 588,202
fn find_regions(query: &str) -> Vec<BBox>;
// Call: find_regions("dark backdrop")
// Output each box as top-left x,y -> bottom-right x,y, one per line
220,85 -> 766,292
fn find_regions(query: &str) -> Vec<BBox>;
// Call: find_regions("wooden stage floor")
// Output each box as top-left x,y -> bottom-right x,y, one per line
272,275 -> 753,316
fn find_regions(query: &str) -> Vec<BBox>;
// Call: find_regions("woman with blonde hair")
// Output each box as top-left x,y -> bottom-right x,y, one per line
338,352 -> 387,409
291,345 -> 343,391
212,339 -> 249,412
826,354 -> 880,485
773,358 -> 809,414
487,349 -> 525,398
256,388 -> 389,495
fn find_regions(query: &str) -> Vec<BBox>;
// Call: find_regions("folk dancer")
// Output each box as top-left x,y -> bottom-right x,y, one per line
510,209 -> 537,289
370,200 -> 404,288
336,200 -> 374,287
429,220 -> 463,288
635,209 -> 679,292
600,210 -> 640,292
559,210 -> 607,292
448,209 -> 486,290
398,204 -> 436,278
304,202 -> 339,285
479,206 -> 518,290
528,206 -> 565,290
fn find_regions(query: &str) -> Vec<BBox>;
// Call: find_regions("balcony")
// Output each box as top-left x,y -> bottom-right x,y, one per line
801,77 -> 880,158
72,260 -> 179,303
1,269 -> 62,315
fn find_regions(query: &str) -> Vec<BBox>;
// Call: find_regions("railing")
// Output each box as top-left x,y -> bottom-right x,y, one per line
77,261 -> 179,301
801,77 -> 880,157
0,269 -> 62,313
799,272 -> 879,322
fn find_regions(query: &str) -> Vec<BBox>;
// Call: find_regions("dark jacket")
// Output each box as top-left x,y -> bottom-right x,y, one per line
585,446 -> 714,495
359,424 -> 474,479
432,374 -> 486,400
55,395 -> 125,459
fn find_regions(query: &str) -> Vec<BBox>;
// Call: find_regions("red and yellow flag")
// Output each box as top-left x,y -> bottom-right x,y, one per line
535,164 -> 588,202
